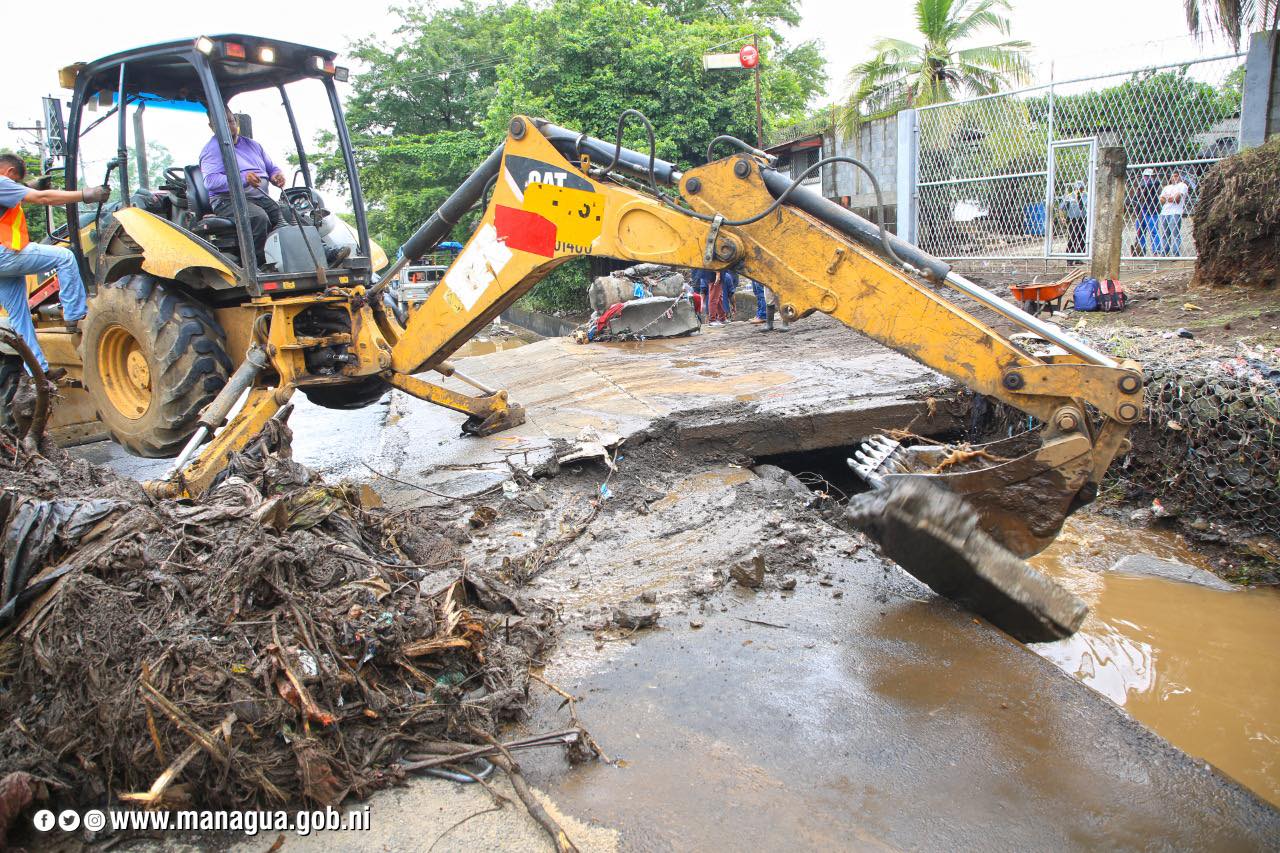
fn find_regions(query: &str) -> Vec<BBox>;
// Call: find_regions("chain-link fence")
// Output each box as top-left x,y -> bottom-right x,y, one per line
914,53 -> 1246,263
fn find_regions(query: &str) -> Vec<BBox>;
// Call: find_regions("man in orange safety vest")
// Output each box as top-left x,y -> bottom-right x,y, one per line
0,152 -> 109,375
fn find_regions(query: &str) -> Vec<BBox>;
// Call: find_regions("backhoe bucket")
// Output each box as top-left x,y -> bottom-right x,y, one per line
847,432 -> 1091,643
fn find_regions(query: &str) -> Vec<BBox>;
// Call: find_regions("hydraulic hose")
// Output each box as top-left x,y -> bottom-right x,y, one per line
373,142 -> 507,297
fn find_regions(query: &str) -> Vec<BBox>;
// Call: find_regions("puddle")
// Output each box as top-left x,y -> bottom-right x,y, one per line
1030,512 -> 1280,806
453,331 -> 532,358
521,571 -> 1279,849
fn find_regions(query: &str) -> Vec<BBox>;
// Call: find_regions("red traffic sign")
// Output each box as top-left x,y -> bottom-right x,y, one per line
739,44 -> 759,69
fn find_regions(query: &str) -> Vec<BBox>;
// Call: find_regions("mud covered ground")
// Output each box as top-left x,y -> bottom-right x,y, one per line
24,315 -> 1280,848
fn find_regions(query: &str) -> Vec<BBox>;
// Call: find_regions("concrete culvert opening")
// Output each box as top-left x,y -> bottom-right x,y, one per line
753,445 -> 874,503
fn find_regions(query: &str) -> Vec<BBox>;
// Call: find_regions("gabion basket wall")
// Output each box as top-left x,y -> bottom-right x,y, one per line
1126,363 -> 1280,532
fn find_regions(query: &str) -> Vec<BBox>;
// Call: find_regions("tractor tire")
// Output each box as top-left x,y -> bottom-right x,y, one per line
300,376 -> 391,410
82,274 -> 232,457
0,354 -> 22,433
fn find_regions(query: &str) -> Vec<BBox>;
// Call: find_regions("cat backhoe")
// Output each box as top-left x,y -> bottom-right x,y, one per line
4,36 -> 1144,642
151,111 -> 1139,641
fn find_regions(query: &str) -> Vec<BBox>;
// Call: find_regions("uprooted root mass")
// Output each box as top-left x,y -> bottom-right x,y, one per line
0,422 -> 560,812
1193,135 -> 1280,289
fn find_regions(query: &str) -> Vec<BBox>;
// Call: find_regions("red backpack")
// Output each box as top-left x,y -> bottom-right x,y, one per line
1096,279 -> 1128,311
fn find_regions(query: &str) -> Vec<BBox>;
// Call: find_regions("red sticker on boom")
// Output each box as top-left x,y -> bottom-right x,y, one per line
495,204 -> 556,257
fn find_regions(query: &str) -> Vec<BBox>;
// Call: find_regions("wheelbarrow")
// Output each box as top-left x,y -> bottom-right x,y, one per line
1010,268 -> 1084,316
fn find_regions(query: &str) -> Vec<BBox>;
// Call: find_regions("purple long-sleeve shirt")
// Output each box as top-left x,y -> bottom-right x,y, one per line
198,135 -> 282,198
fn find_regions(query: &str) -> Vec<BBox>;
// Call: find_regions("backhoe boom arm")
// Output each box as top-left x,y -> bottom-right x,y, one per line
380,116 -> 1141,558
169,115 -> 1140,568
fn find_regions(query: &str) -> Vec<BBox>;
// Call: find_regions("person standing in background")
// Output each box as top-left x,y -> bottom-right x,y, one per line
758,286 -> 788,332
749,275 -> 767,325
691,268 -> 711,321
720,266 -> 738,321
707,270 -> 726,326
1130,167 -> 1162,256
1057,180 -> 1088,262
1158,170 -> 1190,257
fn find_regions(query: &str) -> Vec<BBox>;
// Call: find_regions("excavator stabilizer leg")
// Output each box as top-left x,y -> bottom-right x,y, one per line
386,373 -> 527,436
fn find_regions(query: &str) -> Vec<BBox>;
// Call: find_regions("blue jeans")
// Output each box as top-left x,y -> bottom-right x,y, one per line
1136,212 -> 1160,255
752,281 -> 766,319
1159,214 -> 1183,257
0,243 -> 88,370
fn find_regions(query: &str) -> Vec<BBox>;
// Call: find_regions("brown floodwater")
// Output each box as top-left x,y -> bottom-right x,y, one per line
1029,512 -> 1280,807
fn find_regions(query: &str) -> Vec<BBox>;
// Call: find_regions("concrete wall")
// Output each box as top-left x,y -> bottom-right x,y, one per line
1241,29 -> 1280,148
824,116 -> 897,206
820,116 -> 899,232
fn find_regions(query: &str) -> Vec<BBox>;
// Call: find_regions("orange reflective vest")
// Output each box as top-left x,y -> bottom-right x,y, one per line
0,202 -> 29,251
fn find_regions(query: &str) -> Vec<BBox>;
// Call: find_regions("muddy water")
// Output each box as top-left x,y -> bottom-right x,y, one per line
1030,513 -> 1280,806
452,331 -> 532,358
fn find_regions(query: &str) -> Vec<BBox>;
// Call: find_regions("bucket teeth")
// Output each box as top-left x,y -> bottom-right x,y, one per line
847,434 -> 905,489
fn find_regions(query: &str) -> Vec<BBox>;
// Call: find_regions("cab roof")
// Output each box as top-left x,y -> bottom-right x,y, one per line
62,35 -> 339,105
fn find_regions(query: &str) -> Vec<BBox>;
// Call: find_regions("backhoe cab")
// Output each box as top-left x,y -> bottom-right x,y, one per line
3,35 -> 389,453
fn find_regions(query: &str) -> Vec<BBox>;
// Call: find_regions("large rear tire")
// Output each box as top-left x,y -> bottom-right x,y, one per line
82,274 -> 232,457
300,376 -> 390,410
0,354 -> 22,433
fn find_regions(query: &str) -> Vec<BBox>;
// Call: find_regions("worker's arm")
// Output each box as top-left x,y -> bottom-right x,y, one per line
257,141 -> 286,188
23,185 -> 109,206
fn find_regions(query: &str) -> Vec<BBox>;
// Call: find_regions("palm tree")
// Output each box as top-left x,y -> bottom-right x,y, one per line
842,0 -> 1032,126
1183,0 -> 1280,51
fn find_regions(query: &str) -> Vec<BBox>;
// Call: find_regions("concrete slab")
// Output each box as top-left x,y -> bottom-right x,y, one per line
74,317 -> 954,495
64,316 -> 1280,846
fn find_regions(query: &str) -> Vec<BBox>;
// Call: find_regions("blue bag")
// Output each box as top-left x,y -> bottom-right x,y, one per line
1073,278 -> 1100,311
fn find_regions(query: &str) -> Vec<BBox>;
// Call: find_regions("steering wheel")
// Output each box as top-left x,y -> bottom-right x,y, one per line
162,167 -> 187,192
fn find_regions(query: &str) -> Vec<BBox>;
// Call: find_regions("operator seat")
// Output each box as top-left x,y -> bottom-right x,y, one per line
183,165 -> 240,253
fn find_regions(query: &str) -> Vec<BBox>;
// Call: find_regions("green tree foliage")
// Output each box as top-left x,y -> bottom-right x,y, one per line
843,0 -> 1031,125
333,0 -> 823,312
487,0 -> 822,169
1050,70 -> 1243,165
1183,0 -> 1278,51
317,1 -> 516,249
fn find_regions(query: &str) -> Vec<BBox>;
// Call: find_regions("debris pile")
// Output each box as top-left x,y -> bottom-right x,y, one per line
1193,134 -> 1280,289
587,263 -> 686,314
0,423 -> 567,817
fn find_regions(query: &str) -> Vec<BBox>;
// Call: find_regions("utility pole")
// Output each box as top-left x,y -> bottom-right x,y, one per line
6,120 -> 46,160
752,33 -> 764,148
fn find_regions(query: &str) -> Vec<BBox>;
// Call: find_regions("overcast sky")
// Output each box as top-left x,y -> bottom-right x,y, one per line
1,0 -> 1238,157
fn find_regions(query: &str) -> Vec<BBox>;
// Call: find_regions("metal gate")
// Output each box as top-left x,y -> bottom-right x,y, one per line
1046,138 -> 1095,260
911,52 -> 1246,263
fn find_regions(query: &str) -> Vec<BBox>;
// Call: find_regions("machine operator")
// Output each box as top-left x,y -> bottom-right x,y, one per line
198,103 -> 287,261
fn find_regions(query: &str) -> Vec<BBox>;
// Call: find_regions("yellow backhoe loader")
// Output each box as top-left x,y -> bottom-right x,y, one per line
3,37 -> 1144,643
